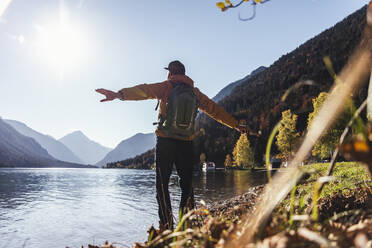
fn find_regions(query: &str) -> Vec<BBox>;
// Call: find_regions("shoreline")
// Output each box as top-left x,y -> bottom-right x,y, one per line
84,184 -> 371,248
84,163 -> 372,248
207,185 -> 264,218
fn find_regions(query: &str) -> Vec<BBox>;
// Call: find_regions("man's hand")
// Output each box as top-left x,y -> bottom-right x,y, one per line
95,88 -> 122,102
235,125 -> 261,137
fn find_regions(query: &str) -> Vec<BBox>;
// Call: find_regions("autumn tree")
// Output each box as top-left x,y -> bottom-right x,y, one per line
200,153 -> 206,163
276,109 -> 299,161
308,92 -> 352,159
232,133 -> 254,168
224,154 -> 232,168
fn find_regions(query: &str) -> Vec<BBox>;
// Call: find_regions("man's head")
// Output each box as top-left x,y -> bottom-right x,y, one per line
164,60 -> 185,77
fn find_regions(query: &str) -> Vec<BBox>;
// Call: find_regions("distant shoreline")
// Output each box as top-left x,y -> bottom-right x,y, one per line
0,165 -> 98,169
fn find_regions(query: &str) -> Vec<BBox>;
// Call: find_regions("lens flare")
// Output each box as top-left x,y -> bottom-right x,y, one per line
0,0 -> 13,18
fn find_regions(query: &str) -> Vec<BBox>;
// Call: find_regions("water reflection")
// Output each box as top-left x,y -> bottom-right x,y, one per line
193,170 -> 267,203
0,168 -> 266,247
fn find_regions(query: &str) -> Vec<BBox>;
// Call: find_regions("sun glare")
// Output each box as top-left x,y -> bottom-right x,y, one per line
36,3 -> 87,79
41,25 -> 84,64
0,0 -> 13,18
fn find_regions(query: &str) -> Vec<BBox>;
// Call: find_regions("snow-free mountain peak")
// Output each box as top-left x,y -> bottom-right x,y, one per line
4,119 -> 83,164
95,132 -> 156,167
59,131 -> 112,165
0,119 -> 91,168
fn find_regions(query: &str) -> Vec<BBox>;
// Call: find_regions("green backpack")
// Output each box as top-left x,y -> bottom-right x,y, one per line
158,82 -> 198,140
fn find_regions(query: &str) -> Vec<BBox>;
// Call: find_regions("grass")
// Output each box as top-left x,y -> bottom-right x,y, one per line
278,162 -> 371,215
274,161 -> 371,231
298,162 -> 371,198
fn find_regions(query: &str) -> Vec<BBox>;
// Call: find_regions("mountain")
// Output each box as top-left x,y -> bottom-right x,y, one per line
4,119 -> 83,164
95,133 -> 156,167
59,131 -> 112,165
195,5 -> 369,165
0,118 -> 93,168
106,148 -> 155,169
212,66 -> 267,103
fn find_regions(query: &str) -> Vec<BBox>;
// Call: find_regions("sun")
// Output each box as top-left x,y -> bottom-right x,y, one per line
36,8 -> 87,78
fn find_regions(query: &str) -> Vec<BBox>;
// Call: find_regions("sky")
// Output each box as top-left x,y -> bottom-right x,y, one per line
0,0 -> 369,148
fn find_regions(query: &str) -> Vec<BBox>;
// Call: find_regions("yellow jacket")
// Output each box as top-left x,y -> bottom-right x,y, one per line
119,74 -> 238,140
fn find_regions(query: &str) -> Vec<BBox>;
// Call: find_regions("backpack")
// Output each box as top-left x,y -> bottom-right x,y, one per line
158,82 -> 198,140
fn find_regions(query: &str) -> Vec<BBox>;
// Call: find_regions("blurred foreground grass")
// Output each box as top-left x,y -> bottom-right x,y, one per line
292,162 -> 371,200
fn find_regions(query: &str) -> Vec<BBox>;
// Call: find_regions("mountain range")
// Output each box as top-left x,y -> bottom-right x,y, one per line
95,133 -> 156,167
59,131 -> 112,165
4,119 -> 83,164
106,148 -> 155,169
1,117 -> 156,168
0,118 -> 92,168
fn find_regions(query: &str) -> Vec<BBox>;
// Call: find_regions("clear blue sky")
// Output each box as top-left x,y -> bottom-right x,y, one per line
0,0 -> 368,148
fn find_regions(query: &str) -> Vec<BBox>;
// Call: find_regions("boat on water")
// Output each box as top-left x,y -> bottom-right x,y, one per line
202,162 -> 215,172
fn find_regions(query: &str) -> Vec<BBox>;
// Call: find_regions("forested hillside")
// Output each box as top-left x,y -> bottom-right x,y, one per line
195,6 -> 369,165
96,133 -> 155,167
106,148 -> 155,169
212,66 -> 266,103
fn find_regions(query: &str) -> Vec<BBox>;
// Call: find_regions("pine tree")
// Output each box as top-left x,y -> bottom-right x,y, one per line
232,133 -> 254,168
308,92 -> 352,159
276,109 -> 299,160
224,154 -> 232,168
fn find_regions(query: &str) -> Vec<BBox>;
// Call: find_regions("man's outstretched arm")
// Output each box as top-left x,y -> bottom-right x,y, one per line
95,89 -> 123,102
195,88 -> 256,134
95,81 -> 171,102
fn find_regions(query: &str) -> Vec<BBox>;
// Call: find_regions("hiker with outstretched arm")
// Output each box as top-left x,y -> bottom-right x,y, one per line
96,60 -> 252,230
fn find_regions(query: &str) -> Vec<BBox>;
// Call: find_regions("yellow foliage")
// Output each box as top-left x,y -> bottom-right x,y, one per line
216,2 -> 226,11
233,133 -> 254,168
275,109 -> 299,160
254,0 -> 262,3
225,0 -> 231,5
224,154 -> 232,167
200,153 -> 206,163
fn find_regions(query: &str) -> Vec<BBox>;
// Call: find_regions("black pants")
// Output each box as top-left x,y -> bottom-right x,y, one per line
156,137 -> 195,229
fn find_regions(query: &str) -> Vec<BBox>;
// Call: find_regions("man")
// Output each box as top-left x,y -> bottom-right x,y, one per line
96,60 -> 249,230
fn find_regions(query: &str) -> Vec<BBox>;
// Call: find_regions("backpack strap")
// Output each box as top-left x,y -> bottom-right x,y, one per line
155,82 -> 178,111
155,100 -> 160,111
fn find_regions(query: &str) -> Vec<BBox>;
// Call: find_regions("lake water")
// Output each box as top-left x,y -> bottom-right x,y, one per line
0,168 -> 267,248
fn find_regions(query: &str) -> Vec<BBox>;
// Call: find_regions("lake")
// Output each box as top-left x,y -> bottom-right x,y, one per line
0,168 -> 267,248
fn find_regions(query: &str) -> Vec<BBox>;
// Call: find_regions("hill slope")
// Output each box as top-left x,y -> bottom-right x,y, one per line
59,131 -> 112,165
0,118 -> 92,168
196,5 -> 368,165
212,66 -> 266,103
4,119 -> 83,164
95,133 -> 156,167
106,148 -> 155,169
